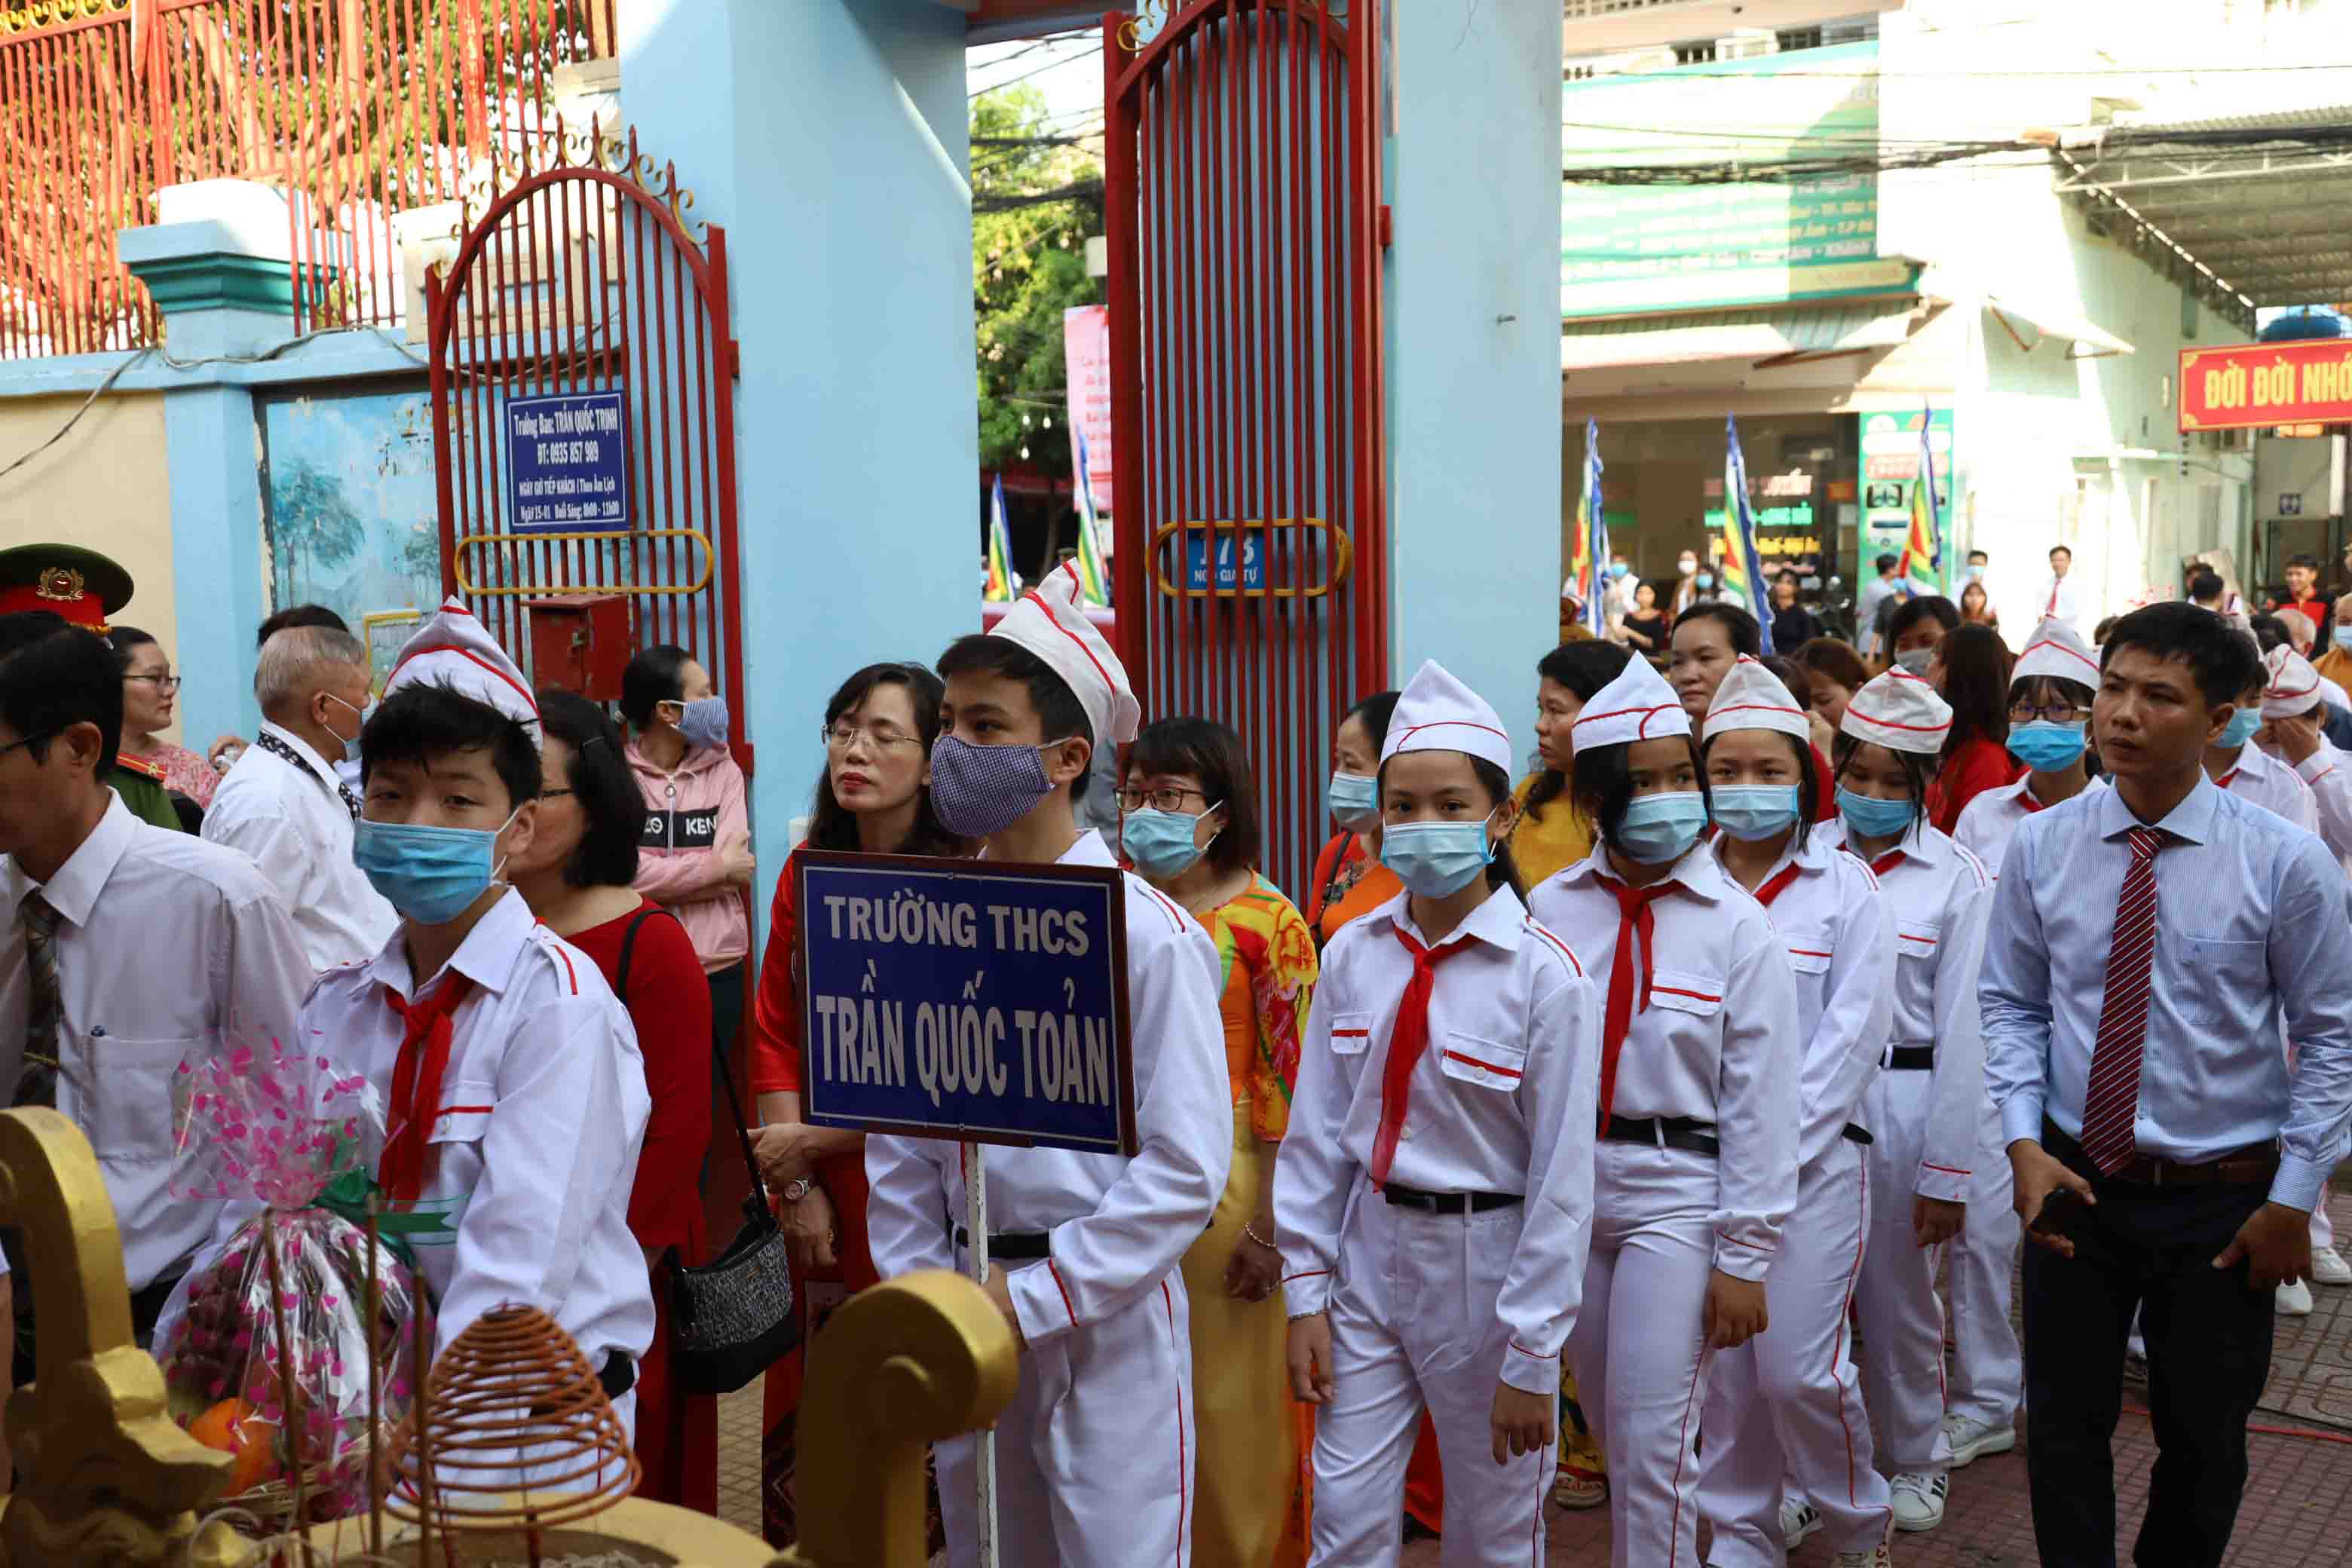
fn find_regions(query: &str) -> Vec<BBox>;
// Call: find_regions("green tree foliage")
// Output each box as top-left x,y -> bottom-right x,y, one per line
972,84 -> 1102,477
272,458 -> 366,605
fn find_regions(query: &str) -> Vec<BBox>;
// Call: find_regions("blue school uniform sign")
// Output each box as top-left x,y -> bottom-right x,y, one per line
795,851 -> 1138,1156
506,390 -> 630,533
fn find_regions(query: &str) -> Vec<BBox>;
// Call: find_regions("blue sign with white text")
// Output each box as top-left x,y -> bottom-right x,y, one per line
794,852 -> 1136,1156
506,389 -> 630,534
1184,532 -> 1266,592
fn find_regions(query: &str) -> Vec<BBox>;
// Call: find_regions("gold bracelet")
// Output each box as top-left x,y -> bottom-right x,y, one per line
1242,1222 -> 1277,1250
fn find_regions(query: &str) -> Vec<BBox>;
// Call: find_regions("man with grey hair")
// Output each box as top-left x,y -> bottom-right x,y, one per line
201,626 -> 395,972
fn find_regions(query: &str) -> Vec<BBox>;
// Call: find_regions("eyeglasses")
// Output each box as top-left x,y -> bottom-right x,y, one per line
0,727 -> 57,758
125,673 -> 182,694
1118,786 -> 1214,813
822,723 -> 922,751
2008,701 -> 2090,724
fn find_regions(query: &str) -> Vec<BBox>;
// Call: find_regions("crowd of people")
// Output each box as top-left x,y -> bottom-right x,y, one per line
0,534 -> 2346,1568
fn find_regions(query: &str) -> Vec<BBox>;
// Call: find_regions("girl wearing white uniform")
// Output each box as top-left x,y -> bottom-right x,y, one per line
1527,654 -> 1802,1568
1692,658 -> 1897,1568
1280,660 -> 1601,1568
1807,669 -> 1994,1536
1947,616 -> 2100,1476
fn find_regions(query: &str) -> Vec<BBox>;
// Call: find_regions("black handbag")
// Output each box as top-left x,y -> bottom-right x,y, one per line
617,908 -> 801,1395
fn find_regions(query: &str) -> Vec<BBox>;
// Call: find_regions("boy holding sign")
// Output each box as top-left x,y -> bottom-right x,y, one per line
865,564 -> 1231,1568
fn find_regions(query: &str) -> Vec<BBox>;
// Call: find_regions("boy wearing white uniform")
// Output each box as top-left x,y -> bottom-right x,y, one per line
865,564 -> 1230,1568
310,601 -> 654,1427
1279,660 -> 1600,1567
1815,669 -> 1995,1536
1693,658 -> 1897,1568
1530,654 -> 1802,1568
2203,648 -> 2318,835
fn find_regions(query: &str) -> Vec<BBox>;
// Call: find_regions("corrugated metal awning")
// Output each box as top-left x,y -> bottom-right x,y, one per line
1560,300 -> 1921,373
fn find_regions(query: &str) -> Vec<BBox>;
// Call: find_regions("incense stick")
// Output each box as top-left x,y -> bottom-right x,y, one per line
365,1200 -> 384,1563
259,1211 -> 308,1551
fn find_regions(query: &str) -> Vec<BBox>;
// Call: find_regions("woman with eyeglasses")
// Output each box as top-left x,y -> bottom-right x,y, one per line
745,661 -> 967,1548
106,626 -> 213,829
1119,716 -> 1318,1568
1924,623 -> 2023,836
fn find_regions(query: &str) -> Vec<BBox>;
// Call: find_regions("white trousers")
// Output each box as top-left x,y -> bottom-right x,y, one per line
1699,1138 -> 1888,1563
2314,1182 -> 2335,1251
1853,1069 -> 1950,1474
1569,1143 -> 1719,1568
938,1266 -> 1196,1568
1309,1188 -> 1550,1568
1943,1095 -> 2023,1432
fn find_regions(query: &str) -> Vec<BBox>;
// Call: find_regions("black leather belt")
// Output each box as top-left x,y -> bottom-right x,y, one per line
2043,1119 -> 2278,1190
953,1227 -> 1054,1260
1381,1183 -> 1523,1214
1603,1115 -> 1720,1156
1886,1045 -> 1934,1070
1842,1123 -> 1874,1146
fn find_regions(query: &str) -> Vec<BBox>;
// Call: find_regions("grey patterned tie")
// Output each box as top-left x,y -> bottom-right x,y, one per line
16,890 -> 60,1110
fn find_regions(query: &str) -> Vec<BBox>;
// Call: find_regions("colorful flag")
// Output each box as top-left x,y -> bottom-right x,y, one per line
1576,418 -> 1609,636
1070,421 -> 1111,607
1899,407 -> 1943,599
985,474 -> 1021,603
1720,415 -> 1775,654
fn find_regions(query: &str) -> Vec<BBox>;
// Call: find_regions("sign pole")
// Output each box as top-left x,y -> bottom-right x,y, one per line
964,1140 -> 1000,1568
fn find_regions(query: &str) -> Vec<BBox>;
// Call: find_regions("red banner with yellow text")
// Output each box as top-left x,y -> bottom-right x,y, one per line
2179,340 -> 2352,432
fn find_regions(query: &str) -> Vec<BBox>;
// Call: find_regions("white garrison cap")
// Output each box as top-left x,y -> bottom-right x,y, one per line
989,560 -> 1140,749
1703,654 -> 1811,743
2264,645 -> 2325,720
1572,651 -> 1689,755
1840,667 -> 1951,757
383,596 -> 541,738
1381,659 -> 1513,776
2013,616 -> 2101,688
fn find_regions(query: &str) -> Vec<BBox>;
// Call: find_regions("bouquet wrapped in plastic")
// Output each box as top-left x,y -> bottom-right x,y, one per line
155,1038 -> 446,1525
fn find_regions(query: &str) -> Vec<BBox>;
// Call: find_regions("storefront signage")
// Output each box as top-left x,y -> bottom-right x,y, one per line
1186,532 -> 1266,593
1063,305 -> 1116,510
1857,409 -> 1956,558
2179,341 -> 2352,432
506,389 -> 629,534
2281,492 -> 2305,516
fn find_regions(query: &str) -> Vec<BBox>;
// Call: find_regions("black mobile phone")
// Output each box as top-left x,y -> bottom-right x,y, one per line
2032,1187 -> 2087,1238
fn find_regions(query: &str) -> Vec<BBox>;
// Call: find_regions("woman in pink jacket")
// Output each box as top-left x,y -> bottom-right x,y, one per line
623,645 -> 756,1089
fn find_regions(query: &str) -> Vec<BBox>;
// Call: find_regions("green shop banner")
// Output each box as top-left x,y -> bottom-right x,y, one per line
1857,408 -> 1956,565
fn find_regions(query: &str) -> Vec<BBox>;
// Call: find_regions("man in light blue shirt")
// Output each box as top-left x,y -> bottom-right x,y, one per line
1980,602 -> 2352,1568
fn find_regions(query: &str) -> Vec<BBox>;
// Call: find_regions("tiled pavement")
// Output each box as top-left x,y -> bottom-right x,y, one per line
712,1190 -> 2352,1563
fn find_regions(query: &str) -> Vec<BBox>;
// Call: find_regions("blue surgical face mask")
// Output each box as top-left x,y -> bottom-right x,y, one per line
2006,720 -> 2087,774
2218,707 -> 2263,749
1709,784 -> 1800,843
675,694 -> 730,752
1327,770 -> 1378,826
1610,562 -> 1632,580
1614,791 -> 1709,865
323,692 -> 373,764
1894,648 -> 1934,676
1122,806 -> 1219,880
2335,626 -> 2352,655
1380,817 -> 1496,898
353,806 -> 522,926
1836,786 -> 1917,841
1695,573 -> 1716,590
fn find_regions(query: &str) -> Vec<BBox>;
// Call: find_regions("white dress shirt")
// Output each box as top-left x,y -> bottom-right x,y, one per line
1980,773 -> 2352,1211
1952,775 -> 2052,881
1529,847 -> 1801,1281
2038,572 -> 2084,631
2213,742 -> 2318,836
864,830 -> 1233,1346
2277,739 -> 2352,873
1276,886 -> 1600,1393
203,721 -> 397,974
0,793 -> 311,1290
1818,821 -> 1994,1202
1856,576 -> 1902,656
296,889 -> 654,1368
2319,675 -> 2351,715
1713,832 -> 1895,1172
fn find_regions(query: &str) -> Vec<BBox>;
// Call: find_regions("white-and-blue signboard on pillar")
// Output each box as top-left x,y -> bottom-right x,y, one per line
794,851 -> 1138,1155
506,389 -> 630,533
1185,531 -> 1266,593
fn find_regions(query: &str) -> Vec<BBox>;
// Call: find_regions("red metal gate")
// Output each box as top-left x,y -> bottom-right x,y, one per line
428,123 -> 750,767
1102,0 -> 1387,899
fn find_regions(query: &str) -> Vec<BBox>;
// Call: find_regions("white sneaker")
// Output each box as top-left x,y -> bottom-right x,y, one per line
1889,1472 -> 1947,1533
2278,1278 -> 2317,1315
1833,1542 -> 1894,1568
2312,1246 -> 2352,1286
1781,1496 -> 1824,1548
1942,1410 -> 2017,1469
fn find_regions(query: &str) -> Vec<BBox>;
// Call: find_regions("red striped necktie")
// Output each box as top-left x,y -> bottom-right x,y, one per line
1370,926 -> 1474,1184
1596,877 -> 1678,1130
2079,826 -> 2169,1173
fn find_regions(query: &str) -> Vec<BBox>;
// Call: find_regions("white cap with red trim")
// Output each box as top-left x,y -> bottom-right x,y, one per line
1703,654 -> 1810,744
1380,659 -> 1513,776
1840,667 -> 1950,756
383,596 -> 541,739
988,561 -> 1141,749
2264,645 -> 2325,720
1572,651 -> 1690,755
2013,615 -> 2100,688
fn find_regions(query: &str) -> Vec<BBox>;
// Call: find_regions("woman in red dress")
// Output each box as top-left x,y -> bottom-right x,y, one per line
508,690 -> 716,1509
746,662 -> 966,1546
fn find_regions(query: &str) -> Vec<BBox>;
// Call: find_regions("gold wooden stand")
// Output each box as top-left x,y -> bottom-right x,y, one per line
0,1107 -> 1018,1566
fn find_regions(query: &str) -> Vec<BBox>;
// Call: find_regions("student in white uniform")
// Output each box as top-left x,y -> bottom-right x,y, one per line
864,564 -> 1232,1568
1816,668 -> 1994,1536
1692,657 -> 1897,1568
1279,660 -> 1600,1568
302,600 -> 654,1434
2203,641 -> 2318,836
1527,654 -> 1802,1568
